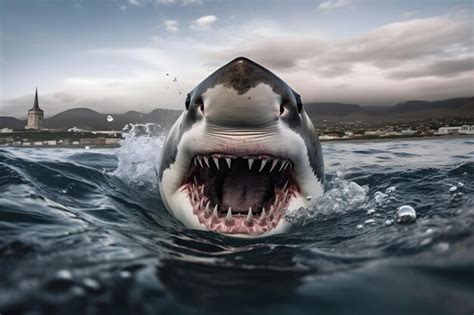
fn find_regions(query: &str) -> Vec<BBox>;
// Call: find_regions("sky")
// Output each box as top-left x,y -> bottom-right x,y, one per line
0,0 -> 473,118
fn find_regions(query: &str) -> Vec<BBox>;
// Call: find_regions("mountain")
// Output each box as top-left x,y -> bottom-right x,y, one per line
0,97 -> 473,130
305,97 -> 474,122
0,116 -> 25,129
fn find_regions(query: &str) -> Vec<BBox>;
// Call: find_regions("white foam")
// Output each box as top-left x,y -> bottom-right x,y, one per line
112,124 -> 166,188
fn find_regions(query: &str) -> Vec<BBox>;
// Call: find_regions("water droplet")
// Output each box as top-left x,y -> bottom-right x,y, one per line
385,219 -> 393,226
367,208 -> 376,215
306,195 -> 312,201
420,238 -> 432,246
356,224 -> 364,229
56,270 -> 72,280
83,278 -> 101,291
449,186 -> 457,193
173,77 -> 177,82
364,219 -> 375,224
457,182 -> 464,188
395,205 -> 416,224
437,242 -> 449,251
107,115 -> 114,122
120,271 -> 131,278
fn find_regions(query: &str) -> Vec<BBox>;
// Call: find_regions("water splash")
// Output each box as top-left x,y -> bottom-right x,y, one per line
112,123 -> 166,188
287,171 -> 368,224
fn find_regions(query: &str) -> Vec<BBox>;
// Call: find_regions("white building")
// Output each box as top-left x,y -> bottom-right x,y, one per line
436,125 -> 474,135
401,129 -> 416,136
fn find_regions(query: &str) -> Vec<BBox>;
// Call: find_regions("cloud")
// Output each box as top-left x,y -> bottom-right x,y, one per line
316,0 -> 351,12
120,5 -> 127,11
200,11 -> 473,105
205,11 -> 472,79
3,11 -> 472,117
163,19 -> 178,32
388,57 -> 474,79
127,0 -> 201,6
190,15 -> 217,30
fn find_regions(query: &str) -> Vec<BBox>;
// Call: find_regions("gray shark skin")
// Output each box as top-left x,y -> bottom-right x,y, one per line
158,57 -> 324,237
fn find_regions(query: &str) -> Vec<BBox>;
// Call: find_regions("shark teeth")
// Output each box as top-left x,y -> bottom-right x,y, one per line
248,159 -> 254,170
193,155 -> 292,173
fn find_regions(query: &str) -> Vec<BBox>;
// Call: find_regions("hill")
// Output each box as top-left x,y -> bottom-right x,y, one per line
305,97 -> 474,122
1,97 -> 473,130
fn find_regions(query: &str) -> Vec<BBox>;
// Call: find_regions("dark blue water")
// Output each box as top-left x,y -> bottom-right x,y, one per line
1,136 -> 473,315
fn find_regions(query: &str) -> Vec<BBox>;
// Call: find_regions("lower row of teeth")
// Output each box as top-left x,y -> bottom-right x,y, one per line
188,184 -> 291,227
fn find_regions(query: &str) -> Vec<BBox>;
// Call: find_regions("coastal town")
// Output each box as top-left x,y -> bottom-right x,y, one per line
0,89 -> 473,148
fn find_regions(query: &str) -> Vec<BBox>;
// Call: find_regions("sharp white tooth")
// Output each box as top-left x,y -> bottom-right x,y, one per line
213,157 -> 220,170
283,189 -> 289,201
282,180 -> 289,191
226,158 -> 231,169
197,156 -> 204,168
212,204 -> 218,217
246,207 -> 253,222
194,176 -> 198,185
269,159 -> 278,172
261,207 -> 266,219
203,156 -> 210,168
274,194 -> 279,205
248,158 -> 254,170
279,160 -> 287,171
259,160 -> 267,172
205,201 -> 210,211
193,158 -> 197,166
226,207 -> 232,220
199,185 -> 204,194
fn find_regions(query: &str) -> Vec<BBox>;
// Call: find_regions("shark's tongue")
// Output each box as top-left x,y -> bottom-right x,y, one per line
221,168 -> 273,213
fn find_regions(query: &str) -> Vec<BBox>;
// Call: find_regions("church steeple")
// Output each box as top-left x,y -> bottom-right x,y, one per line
26,87 -> 44,130
31,87 -> 42,111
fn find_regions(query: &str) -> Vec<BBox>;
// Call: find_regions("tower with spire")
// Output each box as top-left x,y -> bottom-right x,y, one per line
25,88 -> 44,130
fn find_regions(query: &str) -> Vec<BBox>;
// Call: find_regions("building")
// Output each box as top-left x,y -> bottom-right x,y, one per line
460,125 -> 474,134
435,125 -> 474,135
401,129 -> 416,136
25,88 -> 44,130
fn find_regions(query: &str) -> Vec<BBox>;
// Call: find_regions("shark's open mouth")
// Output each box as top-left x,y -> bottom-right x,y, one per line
180,154 -> 299,235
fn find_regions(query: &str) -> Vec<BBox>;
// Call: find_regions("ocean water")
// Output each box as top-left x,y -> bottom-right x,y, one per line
0,133 -> 473,315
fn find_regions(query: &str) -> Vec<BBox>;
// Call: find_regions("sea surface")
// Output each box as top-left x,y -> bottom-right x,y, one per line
0,132 -> 473,315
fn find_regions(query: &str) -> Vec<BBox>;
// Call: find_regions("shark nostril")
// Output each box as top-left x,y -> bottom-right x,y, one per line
195,97 -> 204,113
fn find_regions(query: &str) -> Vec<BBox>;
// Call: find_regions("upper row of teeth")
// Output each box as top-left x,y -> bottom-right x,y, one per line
193,156 -> 292,172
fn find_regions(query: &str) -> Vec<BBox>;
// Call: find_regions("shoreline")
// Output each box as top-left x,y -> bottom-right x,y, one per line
1,134 -> 472,149
319,134 -> 474,143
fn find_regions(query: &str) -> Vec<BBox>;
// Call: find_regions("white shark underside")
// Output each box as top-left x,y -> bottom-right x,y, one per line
158,57 -> 324,238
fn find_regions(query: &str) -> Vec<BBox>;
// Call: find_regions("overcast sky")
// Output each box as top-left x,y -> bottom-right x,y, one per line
0,0 -> 472,118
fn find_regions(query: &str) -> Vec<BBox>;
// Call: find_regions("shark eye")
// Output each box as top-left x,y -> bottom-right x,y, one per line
295,94 -> 303,113
185,94 -> 191,110
280,104 -> 285,115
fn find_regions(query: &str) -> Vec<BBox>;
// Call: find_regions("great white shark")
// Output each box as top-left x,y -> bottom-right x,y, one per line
158,57 -> 324,237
